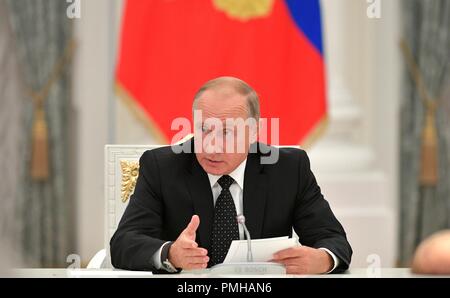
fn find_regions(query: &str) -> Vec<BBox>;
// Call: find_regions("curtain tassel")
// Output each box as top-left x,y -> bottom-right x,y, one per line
419,105 -> 438,186
30,105 -> 50,181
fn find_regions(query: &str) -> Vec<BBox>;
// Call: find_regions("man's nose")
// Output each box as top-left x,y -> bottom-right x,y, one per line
204,136 -> 224,153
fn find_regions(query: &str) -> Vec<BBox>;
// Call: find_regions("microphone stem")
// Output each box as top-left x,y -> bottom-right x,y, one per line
242,224 -> 253,262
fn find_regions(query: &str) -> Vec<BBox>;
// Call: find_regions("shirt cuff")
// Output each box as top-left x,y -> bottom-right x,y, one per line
151,241 -> 171,270
319,247 -> 339,274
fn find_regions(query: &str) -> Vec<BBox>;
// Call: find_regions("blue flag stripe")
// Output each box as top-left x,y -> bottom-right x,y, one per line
284,0 -> 323,54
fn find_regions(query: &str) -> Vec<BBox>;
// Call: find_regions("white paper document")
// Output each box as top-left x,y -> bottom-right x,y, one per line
223,236 -> 300,263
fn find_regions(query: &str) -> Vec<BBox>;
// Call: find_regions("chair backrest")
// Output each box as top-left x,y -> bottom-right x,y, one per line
104,145 -> 163,267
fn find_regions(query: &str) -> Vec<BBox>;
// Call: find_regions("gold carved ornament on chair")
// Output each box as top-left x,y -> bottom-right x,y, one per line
120,160 -> 140,203
27,40 -> 76,181
400,39 -> 441,187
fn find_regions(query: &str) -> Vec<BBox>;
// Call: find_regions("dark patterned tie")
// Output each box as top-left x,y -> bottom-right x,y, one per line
209,175 -> 239,267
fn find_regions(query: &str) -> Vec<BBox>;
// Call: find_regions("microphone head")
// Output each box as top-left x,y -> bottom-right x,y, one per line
236,214 -> 246,224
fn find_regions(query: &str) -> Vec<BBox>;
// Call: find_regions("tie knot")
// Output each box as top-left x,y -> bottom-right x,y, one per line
217,175 -> 234,190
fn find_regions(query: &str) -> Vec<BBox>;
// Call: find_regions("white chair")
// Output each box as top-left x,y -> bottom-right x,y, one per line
87,144 -> 163,269
87,143 -> 300,268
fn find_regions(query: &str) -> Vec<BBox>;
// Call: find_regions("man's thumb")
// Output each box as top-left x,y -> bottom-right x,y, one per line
184,215 -> 200,236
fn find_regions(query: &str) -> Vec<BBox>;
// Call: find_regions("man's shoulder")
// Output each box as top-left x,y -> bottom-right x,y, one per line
254,142 -> 307,162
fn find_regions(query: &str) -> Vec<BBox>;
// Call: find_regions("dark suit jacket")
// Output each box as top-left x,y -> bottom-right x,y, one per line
110,139 -> 352,273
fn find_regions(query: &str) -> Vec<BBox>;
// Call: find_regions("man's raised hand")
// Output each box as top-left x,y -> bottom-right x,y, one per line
168,215 -> 209,270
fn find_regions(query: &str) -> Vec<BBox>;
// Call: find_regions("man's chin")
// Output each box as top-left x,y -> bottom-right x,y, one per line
201,163 -> 228,176
205,168 -> 227,176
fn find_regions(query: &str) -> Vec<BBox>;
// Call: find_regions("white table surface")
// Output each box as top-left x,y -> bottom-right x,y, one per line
7,268 -> 446,278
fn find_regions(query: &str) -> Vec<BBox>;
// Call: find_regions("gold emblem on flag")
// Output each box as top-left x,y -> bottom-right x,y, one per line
212,0 -> 275,21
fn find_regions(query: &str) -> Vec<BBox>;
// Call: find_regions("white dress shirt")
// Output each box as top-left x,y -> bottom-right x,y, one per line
152,158 -> 338,273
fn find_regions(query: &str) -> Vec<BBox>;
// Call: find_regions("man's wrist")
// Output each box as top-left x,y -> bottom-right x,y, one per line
160,242 -> 179,273
320,250 -> 334,273
318,247 -> 339,274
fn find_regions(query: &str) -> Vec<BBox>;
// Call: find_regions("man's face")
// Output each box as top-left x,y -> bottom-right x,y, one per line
194,88 -> 256,175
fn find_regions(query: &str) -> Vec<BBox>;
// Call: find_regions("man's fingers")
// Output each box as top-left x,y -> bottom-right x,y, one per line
185,248 -> 208,257
179,239 -> 199,249
184,215 -> 200,236
273,257 -> 302,267
273,247 -> 304,260
186,256 -> 209,264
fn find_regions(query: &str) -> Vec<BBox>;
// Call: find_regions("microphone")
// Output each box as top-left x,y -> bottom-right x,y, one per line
236,214 -> 253,262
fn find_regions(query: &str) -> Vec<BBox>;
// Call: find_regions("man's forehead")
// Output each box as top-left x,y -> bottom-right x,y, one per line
197,86 -> 246,103
196,94 -> 247,115
198,118 -> 248,126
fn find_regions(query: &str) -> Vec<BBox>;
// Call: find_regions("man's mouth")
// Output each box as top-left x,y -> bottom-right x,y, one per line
205,158 -> 223,164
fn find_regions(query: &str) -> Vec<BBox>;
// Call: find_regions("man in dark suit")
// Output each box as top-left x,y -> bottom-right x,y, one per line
110,77 -> 352,274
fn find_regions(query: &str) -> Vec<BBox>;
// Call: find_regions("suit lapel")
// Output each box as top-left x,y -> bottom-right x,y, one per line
243,147 -> 268,239
186,150 -> 214,250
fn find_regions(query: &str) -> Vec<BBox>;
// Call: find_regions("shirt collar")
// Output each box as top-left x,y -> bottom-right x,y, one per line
207,158 -> 247,189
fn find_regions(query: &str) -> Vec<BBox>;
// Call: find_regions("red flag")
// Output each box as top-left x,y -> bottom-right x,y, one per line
116,0 -> 327,145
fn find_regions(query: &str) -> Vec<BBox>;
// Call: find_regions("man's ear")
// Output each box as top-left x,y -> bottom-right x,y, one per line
248,119 -> 259,144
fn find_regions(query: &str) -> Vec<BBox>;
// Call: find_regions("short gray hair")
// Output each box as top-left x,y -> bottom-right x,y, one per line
192,76 -> 260,121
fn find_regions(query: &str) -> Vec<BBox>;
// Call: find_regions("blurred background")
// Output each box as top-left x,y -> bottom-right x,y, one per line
0,0 -> 449,271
